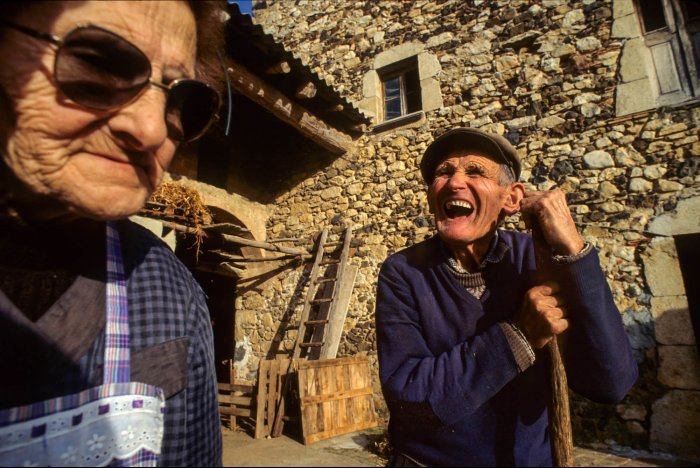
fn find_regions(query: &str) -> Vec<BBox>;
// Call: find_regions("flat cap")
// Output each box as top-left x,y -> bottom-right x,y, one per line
419,127 -> 521,184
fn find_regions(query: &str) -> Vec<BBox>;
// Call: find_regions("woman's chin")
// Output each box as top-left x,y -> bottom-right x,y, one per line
65,189 -> 149,221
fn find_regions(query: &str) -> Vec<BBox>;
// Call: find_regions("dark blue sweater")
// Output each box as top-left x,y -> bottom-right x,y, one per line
375,230 -> 637,467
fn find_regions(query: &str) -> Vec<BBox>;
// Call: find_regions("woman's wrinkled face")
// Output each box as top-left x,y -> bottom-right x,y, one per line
0,1 -> 196,221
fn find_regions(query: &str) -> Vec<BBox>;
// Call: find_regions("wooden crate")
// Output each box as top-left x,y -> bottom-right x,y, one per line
297,356 -> 378,445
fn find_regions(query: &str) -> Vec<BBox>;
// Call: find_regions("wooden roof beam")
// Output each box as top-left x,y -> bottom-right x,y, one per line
227,60 -> 352,155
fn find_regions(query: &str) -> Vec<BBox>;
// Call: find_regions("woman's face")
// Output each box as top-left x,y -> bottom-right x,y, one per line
0,1 -> 197,221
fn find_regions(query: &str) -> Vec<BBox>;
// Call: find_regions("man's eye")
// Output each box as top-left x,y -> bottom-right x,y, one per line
435,168 -> 452,177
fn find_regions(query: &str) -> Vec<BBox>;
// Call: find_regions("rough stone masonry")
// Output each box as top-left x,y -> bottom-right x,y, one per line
226,0 -> 700,459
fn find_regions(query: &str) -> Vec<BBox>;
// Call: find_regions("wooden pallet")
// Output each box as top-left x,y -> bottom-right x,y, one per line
297,356 -> 378,445
218,362 -> 255,431
255,358 -> 297,439
218,383 -> 254,430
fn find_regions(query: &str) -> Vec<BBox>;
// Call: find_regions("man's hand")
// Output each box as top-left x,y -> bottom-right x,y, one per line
513,281 -> 569,349
520,189 -> 584,256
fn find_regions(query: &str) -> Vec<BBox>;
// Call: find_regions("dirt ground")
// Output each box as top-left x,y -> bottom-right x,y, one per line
220,422 -> 693,467
221,423 -> 385,467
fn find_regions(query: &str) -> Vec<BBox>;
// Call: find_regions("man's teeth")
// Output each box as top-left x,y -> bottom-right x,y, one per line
446,200 -> 473,210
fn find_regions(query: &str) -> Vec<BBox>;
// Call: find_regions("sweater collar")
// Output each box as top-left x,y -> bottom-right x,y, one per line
440,229 -> 511,272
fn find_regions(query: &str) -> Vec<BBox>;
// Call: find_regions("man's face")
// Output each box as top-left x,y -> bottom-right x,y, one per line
428,151 -> 522,250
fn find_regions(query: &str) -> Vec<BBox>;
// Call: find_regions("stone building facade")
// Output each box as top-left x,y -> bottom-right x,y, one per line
217,0 -> 700,458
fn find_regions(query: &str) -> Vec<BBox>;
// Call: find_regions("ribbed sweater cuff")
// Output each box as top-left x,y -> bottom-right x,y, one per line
499,322 -> 536,372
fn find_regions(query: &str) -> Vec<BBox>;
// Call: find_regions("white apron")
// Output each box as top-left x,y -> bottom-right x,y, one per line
0,222 -> 165,467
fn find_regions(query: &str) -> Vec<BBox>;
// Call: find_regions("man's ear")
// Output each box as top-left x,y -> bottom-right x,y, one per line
502,182 -> 524,216
427,185 -> 436,214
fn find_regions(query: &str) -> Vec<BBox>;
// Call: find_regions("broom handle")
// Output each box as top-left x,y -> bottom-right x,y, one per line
532,223 -> 575,467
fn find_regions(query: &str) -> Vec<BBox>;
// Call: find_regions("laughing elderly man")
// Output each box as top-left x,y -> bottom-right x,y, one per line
375,128 -> 637,467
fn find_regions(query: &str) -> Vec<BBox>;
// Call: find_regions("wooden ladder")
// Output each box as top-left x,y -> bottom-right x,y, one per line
292,226 -> 354,360
269,226 -> 356,437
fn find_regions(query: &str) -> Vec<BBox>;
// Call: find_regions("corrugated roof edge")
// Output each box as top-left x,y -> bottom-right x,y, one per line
226,2 -> 371,129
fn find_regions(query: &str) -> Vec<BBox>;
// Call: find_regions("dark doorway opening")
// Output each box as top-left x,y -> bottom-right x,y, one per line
674,233 -> 700,356
192,269 -> 237,383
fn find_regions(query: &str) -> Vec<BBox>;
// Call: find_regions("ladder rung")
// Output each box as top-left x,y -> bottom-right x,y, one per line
304,319 -> 329,325
319,259 -> 340,265
311,298 -> 333,304
299,342 -> 324,347
315,277 -> 336,284
324,241 -> 342,246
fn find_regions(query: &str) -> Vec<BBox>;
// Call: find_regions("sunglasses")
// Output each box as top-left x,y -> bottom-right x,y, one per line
1,21 -> 221,142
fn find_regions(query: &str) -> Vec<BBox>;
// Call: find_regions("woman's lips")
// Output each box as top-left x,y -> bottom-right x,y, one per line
88,151 -> 150,172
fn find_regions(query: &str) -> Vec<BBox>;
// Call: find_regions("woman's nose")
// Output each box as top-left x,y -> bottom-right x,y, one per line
107,87 -> 169,151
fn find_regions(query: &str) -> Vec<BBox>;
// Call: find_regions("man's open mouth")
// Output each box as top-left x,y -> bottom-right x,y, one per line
444,200 -> 474,218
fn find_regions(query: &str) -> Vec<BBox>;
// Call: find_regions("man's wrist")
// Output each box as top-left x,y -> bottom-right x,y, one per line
500,322 -> 536,372
552,241 -> 592,263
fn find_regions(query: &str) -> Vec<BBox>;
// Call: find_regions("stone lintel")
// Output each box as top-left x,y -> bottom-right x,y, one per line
616,79 -> 657,117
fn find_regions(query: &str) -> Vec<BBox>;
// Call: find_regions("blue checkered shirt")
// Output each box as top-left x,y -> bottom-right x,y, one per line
0,220 -> 222,467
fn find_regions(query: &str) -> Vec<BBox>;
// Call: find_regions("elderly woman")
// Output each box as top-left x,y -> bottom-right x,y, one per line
0,1 -> 224,466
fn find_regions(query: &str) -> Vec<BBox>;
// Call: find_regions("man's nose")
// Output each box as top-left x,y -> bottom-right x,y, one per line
107,87 -> 169,151
446,170 -> 469,188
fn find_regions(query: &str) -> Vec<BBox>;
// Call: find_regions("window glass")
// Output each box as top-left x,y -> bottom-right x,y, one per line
380,57 -> 422,122
384,77 -> 401,99
385,95 -> 402,120
383,76 -> 402,120
639,0 -> 668,33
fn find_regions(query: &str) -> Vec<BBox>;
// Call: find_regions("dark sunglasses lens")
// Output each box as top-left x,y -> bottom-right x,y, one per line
166,81 -> 220,142
55,27 -> 151,109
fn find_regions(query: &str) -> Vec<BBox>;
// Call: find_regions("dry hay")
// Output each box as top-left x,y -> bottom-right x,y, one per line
149,182 -> 212,260
149,181 -> 211,224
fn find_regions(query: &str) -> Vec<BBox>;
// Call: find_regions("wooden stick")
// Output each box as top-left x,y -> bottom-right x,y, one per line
155,220 -> 312,259
221,233 -> 312,259
532,224 -> 575,467
548,339 -> 574,466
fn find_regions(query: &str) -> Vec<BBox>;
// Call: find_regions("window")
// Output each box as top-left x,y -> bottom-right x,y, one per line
379,57 -> 422,122
359,43 -> 442,130
635,0 -> 700,105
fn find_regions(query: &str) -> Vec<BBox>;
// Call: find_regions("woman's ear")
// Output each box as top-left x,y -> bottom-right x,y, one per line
502,182 -> 524,216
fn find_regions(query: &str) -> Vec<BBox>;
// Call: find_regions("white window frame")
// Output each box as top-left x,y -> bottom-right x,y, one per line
379,57 -> 422,122
636,0 -> 700,104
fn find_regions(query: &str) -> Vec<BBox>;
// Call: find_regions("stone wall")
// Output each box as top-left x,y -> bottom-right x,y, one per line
241,0 -> 700,457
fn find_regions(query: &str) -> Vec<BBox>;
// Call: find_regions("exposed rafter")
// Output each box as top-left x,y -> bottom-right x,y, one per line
227,60 -> 353,155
